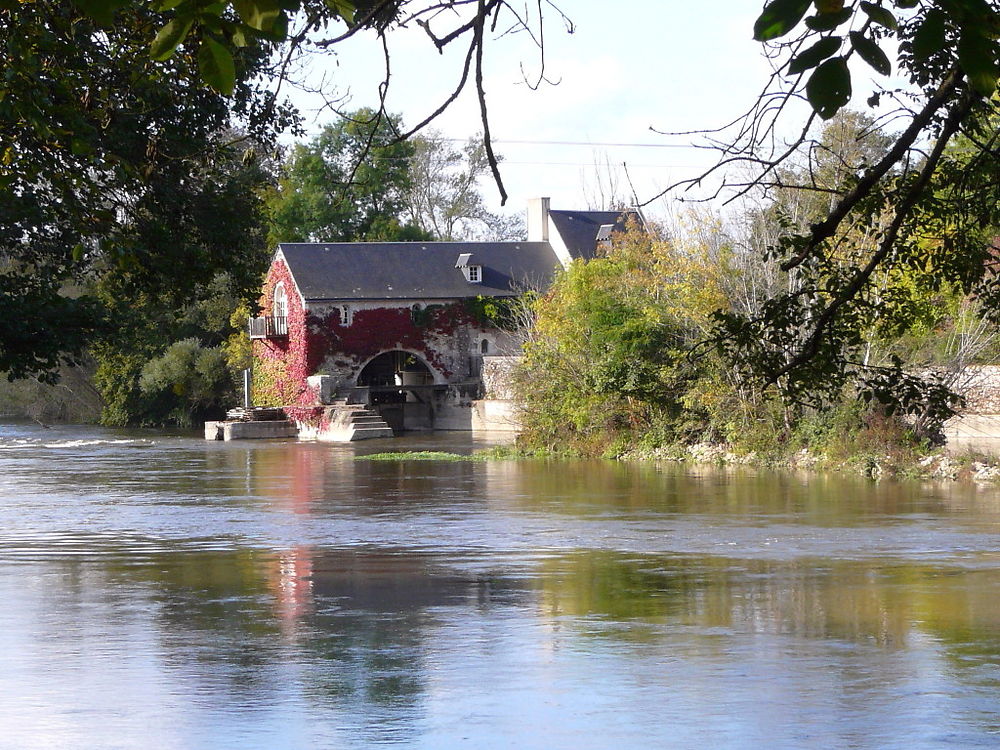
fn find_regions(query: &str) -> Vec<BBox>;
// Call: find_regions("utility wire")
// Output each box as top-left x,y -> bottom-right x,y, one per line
441,137 -> 691,148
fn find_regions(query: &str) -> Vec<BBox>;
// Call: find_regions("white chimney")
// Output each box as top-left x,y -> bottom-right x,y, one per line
527,197 -> 550,242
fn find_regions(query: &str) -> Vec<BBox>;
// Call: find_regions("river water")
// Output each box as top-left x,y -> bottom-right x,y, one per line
1,423 -> 999,749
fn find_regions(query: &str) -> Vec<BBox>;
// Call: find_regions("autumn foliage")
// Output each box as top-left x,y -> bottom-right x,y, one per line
514,221 -> 728,454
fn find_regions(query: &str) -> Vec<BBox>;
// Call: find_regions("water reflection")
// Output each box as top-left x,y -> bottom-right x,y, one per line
2,425 -> 1000,747
7,544 -> 999,742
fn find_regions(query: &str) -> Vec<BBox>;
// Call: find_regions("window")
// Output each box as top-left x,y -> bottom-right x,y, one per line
596,224 -> 616,253
273,283 -> 287,319
481,339 -> 489,354
455,253 -> 482,283
340,305 -> 352,326
271,283 -> 288,336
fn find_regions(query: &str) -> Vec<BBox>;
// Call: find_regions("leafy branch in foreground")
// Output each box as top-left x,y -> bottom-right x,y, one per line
68,0 -> 571,205
1,0 -> 566,383
653,0 -> 1000,433
0,3 -> 285,381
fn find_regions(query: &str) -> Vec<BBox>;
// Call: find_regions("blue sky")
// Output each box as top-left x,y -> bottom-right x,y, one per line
289,2 -> 803,221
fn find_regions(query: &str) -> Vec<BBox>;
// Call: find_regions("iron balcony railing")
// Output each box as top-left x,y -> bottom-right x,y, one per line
248,315 -> 288,339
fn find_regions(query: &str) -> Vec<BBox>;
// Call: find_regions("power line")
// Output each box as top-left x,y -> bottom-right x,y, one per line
499,160 -> 697,168
439,137 -> 691,149
353,154 -> 700,168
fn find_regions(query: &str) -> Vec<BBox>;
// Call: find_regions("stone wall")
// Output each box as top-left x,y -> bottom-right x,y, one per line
252,258 -> 314,408
305,300 -> 497,389
951,366 -> 1000,413
482,355 -> 521,400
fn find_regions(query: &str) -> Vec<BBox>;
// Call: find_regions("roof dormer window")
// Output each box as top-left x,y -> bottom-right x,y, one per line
596,223 -> 615,252
455,252 -> 482,283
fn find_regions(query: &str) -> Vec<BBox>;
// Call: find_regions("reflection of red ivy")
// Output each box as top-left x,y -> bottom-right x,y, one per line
253,259 -> 488,405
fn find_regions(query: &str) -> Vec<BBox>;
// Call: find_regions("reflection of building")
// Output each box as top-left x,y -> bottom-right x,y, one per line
266,546 -> 529,640
206,439 -> 358,507
249,199 -> 643,437
306,549 -> 477,610
271,546 -> 314,636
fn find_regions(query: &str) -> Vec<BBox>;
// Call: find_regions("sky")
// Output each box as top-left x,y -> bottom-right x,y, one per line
284,1 -> 808,223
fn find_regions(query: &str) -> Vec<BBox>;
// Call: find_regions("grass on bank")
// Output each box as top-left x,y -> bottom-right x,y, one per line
357,451 -> 484,462
356,446 -> 563,462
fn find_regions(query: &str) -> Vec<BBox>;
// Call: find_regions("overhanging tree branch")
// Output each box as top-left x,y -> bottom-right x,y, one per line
780,67 -> 963,273
768,82 -> 976,383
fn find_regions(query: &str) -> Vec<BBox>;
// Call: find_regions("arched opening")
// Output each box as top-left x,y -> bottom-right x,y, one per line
357,351 -> 435,404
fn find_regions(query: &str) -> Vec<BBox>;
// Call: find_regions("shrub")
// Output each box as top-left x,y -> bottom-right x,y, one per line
138,338 -> 233,426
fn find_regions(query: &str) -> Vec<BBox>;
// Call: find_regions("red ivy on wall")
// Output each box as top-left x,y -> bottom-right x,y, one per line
253,260 -> 489,406
310,304 -> 483,380
252,259 -> 314,407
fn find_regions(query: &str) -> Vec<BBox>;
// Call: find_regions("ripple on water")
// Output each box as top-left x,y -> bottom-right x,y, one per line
0,437 -> 155,450
1,425 -> 1000,749
0,529 -> 249,563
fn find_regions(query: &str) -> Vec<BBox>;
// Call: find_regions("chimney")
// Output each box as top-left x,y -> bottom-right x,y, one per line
527,197 -> 550,242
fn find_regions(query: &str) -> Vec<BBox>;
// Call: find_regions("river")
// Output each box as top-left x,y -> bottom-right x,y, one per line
0,422 -> 998,749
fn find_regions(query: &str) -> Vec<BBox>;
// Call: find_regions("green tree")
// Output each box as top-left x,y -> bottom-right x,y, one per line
139,338 -> 231,426
515,223 -> 726,455
0,2 -> 292,382
85,123 -> 275,426
693,1 -> 1000,429
403,131 -> 519,241
94,271 -> 262,426
267,109 -> 430,243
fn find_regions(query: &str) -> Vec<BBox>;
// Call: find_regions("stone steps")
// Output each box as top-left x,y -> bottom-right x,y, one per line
325,392 -> 394,439
325,405 -> 393,441
350,426 -> 395,440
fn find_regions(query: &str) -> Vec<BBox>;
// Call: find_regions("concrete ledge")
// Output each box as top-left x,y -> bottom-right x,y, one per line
943,414 -> 1000,439
942,414 -> 1000,456
207,398 -> 520,440
205,420 -> 298,441
472,399 -> 520,431
432,399 -> 521,432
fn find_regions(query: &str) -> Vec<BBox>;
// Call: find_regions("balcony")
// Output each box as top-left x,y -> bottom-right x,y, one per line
248,315 -> 288,339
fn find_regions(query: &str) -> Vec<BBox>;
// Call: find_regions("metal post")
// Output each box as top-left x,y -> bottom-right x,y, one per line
243,368 -> 252,410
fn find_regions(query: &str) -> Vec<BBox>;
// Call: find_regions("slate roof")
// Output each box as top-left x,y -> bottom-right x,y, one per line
549,209 -> 641,260
279,242 -> 561,301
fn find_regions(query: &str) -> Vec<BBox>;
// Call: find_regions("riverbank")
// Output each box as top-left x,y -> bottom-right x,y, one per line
505,386 -> 1000,482
356,442 -> 1000,483
465,426 -> 1000,483
616,441 -> 1000,482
